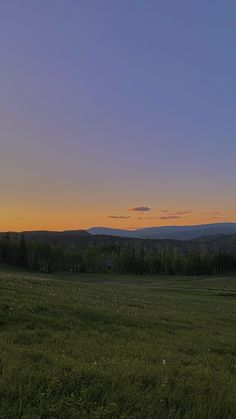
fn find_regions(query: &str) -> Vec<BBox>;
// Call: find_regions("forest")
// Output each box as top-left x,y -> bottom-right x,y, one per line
1,233 -> 236,276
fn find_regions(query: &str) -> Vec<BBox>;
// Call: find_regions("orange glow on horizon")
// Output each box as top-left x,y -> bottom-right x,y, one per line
1,207 -> 236,232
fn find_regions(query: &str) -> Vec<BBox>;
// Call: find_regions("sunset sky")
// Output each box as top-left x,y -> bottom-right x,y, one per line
1,1 -> 236,231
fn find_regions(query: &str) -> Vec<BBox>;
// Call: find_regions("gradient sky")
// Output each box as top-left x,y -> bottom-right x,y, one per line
1,1 -> 236,231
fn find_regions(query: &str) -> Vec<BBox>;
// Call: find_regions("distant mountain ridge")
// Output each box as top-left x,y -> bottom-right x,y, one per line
2,228 -> 236,255
2,223 -> 236,243
88,223 -> 236,241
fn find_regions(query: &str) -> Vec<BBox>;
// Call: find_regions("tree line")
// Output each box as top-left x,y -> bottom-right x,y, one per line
0,233 -> 236,276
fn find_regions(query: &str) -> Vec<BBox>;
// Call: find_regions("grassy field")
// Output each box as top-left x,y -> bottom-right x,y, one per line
0,266 -> 236,418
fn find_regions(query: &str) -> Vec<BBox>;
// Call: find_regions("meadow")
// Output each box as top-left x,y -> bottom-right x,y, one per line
0,266 -> 236,418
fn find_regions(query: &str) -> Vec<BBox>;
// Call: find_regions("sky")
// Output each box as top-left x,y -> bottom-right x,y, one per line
1,0 -> 236,231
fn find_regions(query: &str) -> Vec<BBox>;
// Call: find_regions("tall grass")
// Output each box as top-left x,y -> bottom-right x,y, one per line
0,267 -> 236,418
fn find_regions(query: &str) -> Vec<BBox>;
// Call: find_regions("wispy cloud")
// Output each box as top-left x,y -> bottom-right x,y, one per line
153,209 -> 193,220
172,210 -> 192,216
158,215 -> 183,220
108,215 -> 130,219
157,209 -> 192,215
208,210 -> 224,220
210,211 -> 224,216
128,208 -> 193,222
129,206 -> 151,212
143,216 -> 159,220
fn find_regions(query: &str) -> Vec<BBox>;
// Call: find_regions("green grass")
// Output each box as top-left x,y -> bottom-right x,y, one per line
0,266 -> 236,418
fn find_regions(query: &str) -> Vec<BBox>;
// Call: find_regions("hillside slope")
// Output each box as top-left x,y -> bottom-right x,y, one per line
88,223 -> 236,240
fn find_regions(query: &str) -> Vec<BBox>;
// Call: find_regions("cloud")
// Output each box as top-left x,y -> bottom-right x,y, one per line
128,207 -> 193,221
207,211 -> 224,220
158,215 -> 183,220
129,206 -> 151,212
108,215 -> 130,219
157,209 -> 192,215
158,210 -> 192,220
208,211 -> 225,221
210,211 -> 224,216
172,210 -> 192,216
154,209 -> 192,220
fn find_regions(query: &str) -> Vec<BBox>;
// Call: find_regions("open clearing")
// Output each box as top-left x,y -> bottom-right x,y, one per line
0,266 -> 236,418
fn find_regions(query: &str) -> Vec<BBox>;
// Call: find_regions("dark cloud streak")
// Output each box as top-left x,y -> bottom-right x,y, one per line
158,215 -> 183,220
129,206 -> 151,212
108,215 -> 130,219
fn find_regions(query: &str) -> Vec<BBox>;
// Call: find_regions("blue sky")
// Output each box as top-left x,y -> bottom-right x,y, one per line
0,1 -> 236,230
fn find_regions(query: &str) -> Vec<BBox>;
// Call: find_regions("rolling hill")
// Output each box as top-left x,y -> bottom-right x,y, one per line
88,223 -> 236,240
2,227 -> 236,255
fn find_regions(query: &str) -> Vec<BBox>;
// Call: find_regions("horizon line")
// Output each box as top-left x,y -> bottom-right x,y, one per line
0,221 -> 235,234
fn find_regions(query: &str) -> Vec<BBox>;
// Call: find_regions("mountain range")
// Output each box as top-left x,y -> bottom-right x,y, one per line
88,223 -> 236,241
2,224 -> 236,255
